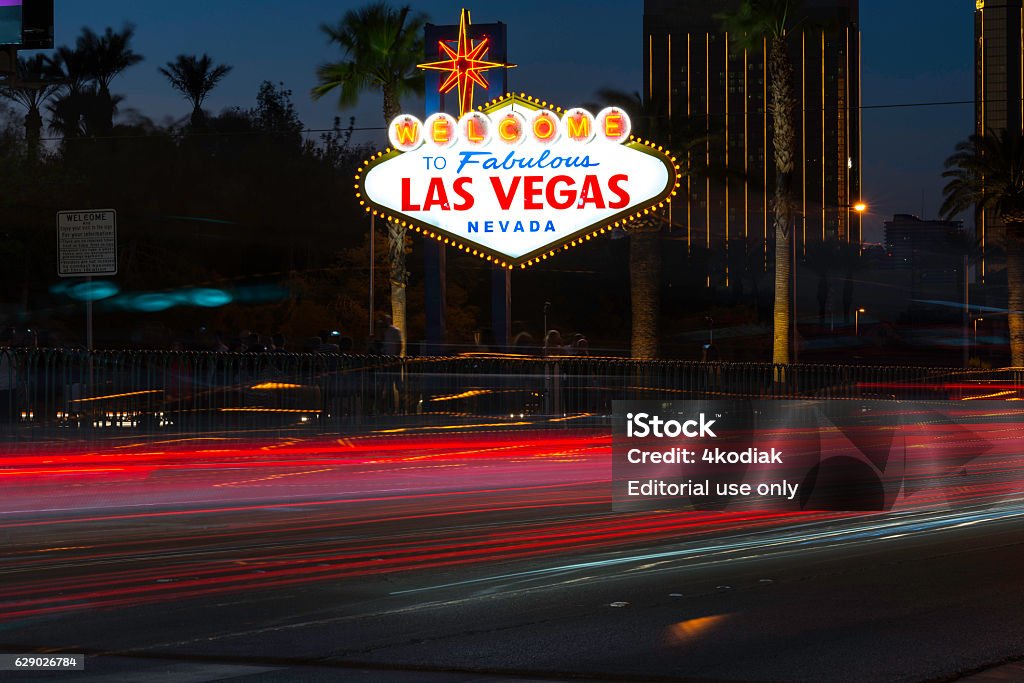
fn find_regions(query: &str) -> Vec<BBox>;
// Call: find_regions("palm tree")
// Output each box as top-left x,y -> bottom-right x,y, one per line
76,24 -> 144,133
0,54 -> 62,160
49,44 -> 91,96
591,88 -> 713,358
941,128 -> 1024,366
592,89 -> 665,357
45,45 -> 90,141
159,54 -> 232,129
46,85 -> 124,140
720,1 -> 800,366
312,2 -> 426,355
45,26 -> 141,140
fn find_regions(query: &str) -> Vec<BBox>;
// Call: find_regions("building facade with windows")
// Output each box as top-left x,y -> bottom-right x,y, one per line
643,0 -> 862,258
975,0 -> 1024,282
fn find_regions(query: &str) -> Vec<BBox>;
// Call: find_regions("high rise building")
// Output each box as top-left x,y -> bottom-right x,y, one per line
643,0 -> 862,258
974,0 -> 1023,281
976,0 -> 1023,135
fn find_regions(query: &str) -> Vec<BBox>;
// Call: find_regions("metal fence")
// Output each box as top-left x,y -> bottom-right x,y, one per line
0,348 -> 1019,439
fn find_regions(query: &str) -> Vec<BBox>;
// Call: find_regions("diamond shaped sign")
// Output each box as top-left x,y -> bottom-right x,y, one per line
356,93 -> 680,268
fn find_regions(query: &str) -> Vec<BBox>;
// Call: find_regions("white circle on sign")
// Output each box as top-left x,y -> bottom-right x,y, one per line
595,107 -> 632,144
423,112 -> 458,149
388,114 -> 424,151
494,111 -> 527,146
562,108 -> 596,144
530,110 -> 561,145
458,111 -> 492,147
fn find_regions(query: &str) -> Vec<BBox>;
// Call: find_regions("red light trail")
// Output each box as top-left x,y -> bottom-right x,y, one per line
0,423 -> 1020,622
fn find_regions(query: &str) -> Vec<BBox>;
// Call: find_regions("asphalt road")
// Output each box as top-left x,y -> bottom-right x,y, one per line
0,427 -> 1022,682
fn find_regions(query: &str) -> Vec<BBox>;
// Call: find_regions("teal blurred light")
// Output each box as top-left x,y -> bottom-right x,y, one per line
185,288 -> 233,307
131,294 -> 178,312
62,281 -> 120,302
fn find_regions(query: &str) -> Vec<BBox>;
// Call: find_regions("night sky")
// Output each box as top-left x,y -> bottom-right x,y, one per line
36,1 -> 975,242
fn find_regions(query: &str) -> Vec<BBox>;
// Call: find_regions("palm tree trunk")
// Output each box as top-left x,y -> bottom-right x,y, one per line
630,216 -> 662,358
387,220 -> 408,357
769,37 -> 797,367
382,86 -> 407,355
1007,231 -> 1024,366
382,88 -> 399,128
24,108 -> 42,162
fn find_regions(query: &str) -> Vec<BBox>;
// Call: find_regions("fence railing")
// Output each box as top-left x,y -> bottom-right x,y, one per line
0,349 -> 1018,439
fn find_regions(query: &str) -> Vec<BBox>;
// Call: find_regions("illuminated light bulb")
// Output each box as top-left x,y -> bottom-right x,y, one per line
359,200 -> 365,205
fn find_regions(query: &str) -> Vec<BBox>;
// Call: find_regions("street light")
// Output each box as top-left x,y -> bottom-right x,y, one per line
851,201 -> 867,245
855,308 -> 866,336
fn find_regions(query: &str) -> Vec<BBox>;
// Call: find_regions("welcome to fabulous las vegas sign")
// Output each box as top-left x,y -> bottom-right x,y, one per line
353,10 -> 680,269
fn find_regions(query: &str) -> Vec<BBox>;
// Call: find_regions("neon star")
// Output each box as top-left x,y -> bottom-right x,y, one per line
418,8 -> 516,117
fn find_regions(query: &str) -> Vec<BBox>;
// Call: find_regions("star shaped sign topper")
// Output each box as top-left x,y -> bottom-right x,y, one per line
417,8 -> 517,117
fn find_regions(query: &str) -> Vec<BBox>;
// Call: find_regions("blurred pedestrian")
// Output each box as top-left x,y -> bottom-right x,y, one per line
543,330 -> 565,357
571,333 -> 589,356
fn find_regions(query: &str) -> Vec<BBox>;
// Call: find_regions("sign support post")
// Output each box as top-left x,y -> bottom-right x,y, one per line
491,266 -> 510,351
85,276 -> 93,352
57,209 -> 117,354
424,241 -> 446,354
369,214 -> 375,341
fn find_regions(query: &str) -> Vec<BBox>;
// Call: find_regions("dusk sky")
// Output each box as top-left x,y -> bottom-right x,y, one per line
37,1 -> 975,242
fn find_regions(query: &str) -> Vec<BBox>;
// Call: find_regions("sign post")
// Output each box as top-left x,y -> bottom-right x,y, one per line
57,209 -> 117,351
